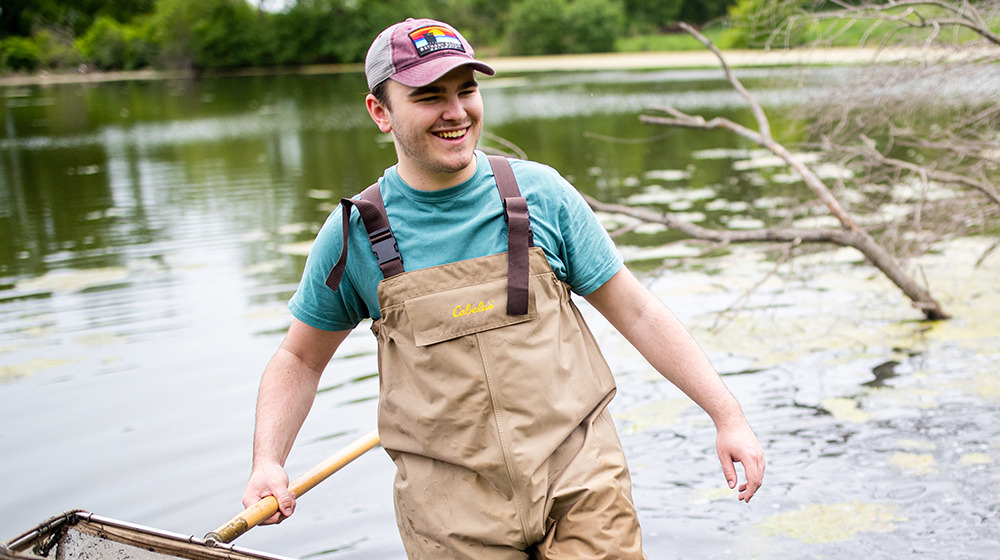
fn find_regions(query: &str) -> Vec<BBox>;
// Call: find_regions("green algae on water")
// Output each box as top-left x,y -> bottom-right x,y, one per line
820,397 -> 871,423
757,501 -> 906,544
0,358 -> 74,383
617,398 -> 693,434
888,452 -> 938,475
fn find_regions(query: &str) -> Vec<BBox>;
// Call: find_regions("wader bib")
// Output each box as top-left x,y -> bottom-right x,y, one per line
327,156 -> 644,559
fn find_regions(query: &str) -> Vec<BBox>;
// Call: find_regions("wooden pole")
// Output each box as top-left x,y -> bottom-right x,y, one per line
205,429 -> 381,544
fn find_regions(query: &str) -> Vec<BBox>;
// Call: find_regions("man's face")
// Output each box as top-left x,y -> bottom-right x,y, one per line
370,66 -> 484,188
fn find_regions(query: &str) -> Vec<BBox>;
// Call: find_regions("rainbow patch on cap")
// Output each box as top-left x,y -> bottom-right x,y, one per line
409,25 -> 465,57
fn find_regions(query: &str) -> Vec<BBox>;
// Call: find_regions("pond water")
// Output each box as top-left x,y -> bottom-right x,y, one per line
1,65 -> 999,559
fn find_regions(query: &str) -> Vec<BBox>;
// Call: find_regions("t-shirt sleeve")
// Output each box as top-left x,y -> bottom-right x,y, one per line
287,207 -> 370,331
555,175 -> 623,296
514,160 -> 622,296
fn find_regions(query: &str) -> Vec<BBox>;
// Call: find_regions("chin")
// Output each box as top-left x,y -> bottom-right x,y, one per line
438,148 -> 477,173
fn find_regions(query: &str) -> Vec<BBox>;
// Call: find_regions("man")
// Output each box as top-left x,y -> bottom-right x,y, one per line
243,17 -> 764,559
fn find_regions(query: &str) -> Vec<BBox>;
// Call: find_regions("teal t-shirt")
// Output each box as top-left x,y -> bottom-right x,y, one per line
289,151 -> 623,331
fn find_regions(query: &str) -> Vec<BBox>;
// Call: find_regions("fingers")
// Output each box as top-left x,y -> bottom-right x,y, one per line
243,464 -> 294,526
261,492 -> 296,525
719,455 -> 738,490
738,454 -> 765,503
278,491 -> 297,520
715,423 -> 766,504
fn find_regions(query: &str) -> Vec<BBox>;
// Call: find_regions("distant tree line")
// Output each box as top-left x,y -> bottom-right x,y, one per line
0,0 -> 735,73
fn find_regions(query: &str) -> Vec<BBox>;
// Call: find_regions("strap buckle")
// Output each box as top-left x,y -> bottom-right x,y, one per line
368,227 -> 401,266
502,196 -> 534,245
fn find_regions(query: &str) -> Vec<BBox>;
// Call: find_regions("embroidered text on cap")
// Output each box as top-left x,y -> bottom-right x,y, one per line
409,26 -> 466,57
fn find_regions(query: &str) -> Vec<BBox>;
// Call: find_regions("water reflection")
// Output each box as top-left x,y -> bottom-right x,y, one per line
1,66 -> 999,559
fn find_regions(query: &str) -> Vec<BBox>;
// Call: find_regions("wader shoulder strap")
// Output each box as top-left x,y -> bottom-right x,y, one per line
487,155 -> 534,316
324,183 -> 404,291
326,158 -> 533,317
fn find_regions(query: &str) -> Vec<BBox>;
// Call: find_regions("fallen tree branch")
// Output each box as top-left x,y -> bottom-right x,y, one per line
620,22 -> 949,321
852,136 -> 1000,209
585,196 -> 948,319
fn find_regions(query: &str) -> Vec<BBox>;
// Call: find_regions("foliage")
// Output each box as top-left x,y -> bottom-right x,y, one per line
505,0 -> 628,55
722,0 -> 809,48
565,0 -> 626,53
616,25 -> 732,51
334,0 -> 435,63
723,0 -> 1000,49
149,0 -> 265,69
1,0 -> 157,38
77,16 -> 157,70
505,0 -> 569,55
424,0 -> 514,46
0,37 -> 42,72
3,0 -> 742,72
623,0 -> 683,34
677,0 -> 735,26
34,26 -> 86,69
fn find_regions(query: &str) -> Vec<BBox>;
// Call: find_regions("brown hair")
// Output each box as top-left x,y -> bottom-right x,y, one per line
370,80 -> 390,110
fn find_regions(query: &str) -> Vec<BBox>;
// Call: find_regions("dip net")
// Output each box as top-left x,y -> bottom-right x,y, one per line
2,511 -> 294,560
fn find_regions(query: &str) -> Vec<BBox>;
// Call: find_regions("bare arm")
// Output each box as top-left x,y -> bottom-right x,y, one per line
584,267 -> 765,502
242,318 -> 351,523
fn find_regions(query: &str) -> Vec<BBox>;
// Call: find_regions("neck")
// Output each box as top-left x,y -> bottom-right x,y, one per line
395,154 -> 478,192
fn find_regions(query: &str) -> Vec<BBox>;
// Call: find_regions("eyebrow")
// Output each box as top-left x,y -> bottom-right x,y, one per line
408,80 -> 479,98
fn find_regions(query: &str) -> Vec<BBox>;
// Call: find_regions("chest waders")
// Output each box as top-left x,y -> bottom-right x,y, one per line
327,156 -> 645,559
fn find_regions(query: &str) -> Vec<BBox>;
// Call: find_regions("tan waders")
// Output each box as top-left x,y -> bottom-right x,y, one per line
328,157 -> 644,559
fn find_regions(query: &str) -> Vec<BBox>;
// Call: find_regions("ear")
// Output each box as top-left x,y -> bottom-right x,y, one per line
366,94 -> 392,133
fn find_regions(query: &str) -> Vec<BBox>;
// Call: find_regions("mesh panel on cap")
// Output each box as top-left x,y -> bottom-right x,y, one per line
365,28 -> 395,90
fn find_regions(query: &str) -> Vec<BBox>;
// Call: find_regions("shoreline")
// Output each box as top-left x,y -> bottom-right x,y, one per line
0,47 -> 979,87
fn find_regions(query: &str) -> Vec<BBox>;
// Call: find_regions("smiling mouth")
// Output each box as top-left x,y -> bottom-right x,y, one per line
433,128 -> 467,140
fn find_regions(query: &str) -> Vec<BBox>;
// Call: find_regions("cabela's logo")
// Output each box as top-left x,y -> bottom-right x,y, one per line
453,300 -> 495,317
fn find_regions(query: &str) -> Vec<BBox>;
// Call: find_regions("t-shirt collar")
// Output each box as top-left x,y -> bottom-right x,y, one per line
385,151 -> 488,202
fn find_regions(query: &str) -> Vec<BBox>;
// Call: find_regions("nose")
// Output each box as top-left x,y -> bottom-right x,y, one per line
441,93 -> 467,122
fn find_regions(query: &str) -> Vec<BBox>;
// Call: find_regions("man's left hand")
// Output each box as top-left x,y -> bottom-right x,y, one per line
716,421 -> 765,503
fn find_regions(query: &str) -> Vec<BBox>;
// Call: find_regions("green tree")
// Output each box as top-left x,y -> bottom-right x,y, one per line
723,0 -> 809,48
0,36 -> 42,71
0,0 -> 156,38
269,0 -> 433,65
565,0 -> 626,53
424,0 -> 514,45
505,0 -> 568,55
77,15 -> 156,69
623,0 -> 682,33
677,0 -> 736,25
34,25 -> 85,68
339,0 -> 433,62
150,0 -> 266,69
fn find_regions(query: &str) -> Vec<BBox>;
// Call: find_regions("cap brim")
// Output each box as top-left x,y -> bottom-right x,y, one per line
392,57 -> 495,88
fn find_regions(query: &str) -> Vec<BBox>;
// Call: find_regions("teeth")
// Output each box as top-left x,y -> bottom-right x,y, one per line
436,129 -> 466,139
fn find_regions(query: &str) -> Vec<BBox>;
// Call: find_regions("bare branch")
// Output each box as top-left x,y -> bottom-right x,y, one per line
631,22 -> 954,320
677,22 -> 772,139
806,0 -> 1000,46
976,238 -> 1000,267
711,238 -> 802,333
877,154 -> 1000,207
640,113 -> 862,232
584,195 -> 855,246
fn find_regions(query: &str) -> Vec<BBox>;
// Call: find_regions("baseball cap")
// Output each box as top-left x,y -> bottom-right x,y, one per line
365,18 -> 495,91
